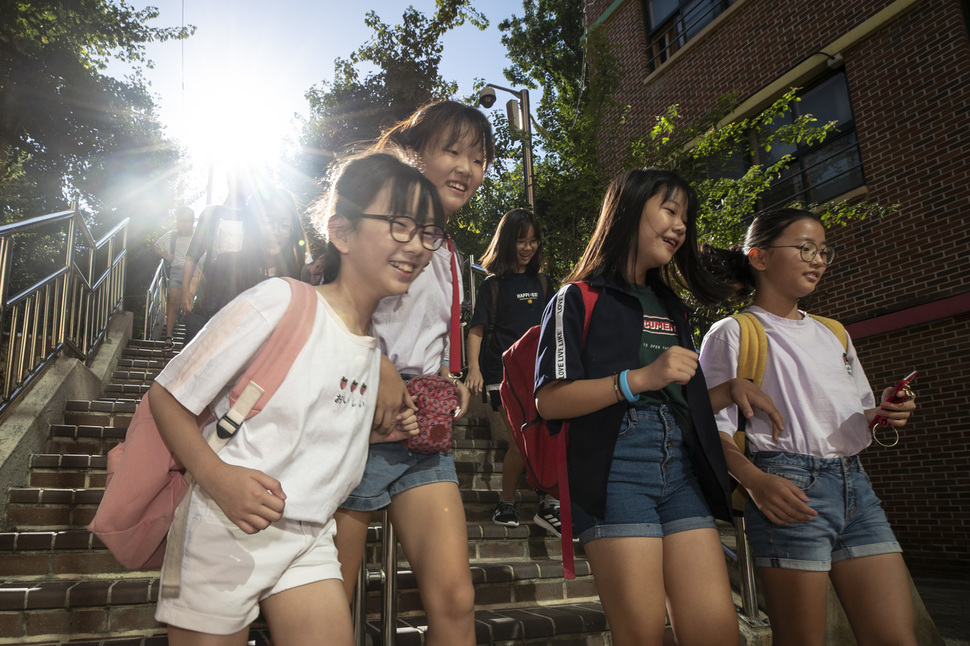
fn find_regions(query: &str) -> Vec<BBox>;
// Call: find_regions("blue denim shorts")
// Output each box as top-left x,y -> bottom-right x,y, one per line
573,405 -> 716,545
339,441 -> 458,512
745,451 -> 901,571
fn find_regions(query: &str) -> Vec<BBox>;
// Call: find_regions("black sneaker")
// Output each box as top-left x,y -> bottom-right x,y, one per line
534,500 -> 561,538
492,501 -> 520,527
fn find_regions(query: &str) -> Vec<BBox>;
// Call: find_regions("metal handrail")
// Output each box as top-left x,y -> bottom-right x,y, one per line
0,204 -> 128,413
144,260 -> 169,340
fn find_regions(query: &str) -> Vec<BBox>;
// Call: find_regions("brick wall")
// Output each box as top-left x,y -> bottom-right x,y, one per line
588,0 -> 970,577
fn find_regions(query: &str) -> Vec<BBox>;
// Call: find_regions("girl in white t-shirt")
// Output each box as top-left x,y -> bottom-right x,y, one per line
333,100 -> 493,645
146,151 -> 443,646
698,208 -> 917,646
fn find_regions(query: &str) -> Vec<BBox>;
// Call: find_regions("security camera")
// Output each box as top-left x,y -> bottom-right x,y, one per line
478,86 -> 497,109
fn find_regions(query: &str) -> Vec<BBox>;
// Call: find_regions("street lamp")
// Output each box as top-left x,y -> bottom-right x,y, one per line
478,83 -> 534,210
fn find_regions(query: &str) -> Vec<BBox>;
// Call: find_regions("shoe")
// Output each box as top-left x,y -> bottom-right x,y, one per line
492,501 -> 520,527
534,500 -> 561,538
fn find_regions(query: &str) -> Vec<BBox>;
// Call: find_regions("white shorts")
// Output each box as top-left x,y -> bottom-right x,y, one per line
155,488 -> 342,635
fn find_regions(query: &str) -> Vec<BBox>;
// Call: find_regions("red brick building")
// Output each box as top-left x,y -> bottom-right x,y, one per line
585,0 -> 970,578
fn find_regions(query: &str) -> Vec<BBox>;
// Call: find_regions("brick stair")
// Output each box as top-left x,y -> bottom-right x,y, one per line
0,331 -> 617,645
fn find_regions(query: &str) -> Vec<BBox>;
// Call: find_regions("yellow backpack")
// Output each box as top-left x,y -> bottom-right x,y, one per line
729,311 -> 847,512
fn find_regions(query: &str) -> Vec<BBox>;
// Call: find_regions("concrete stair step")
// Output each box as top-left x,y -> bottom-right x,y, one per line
0,578 -> 269,645
103,383 -> 151,398
46,424 -> 126,455
28,454 -> 107,489
109,368 -> 160,384
62,400 -> 137,430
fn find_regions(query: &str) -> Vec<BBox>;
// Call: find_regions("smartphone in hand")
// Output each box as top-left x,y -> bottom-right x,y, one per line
869,369 -> 917,431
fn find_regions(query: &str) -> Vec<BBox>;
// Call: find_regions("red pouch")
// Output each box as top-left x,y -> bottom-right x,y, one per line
403,375 -> 457,454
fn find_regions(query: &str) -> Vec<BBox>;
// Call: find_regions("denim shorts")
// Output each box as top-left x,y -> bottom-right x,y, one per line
169,266 -> 184,290
745,451 -> 901,571
339,441 -> 458,511
573,405 -> 716,545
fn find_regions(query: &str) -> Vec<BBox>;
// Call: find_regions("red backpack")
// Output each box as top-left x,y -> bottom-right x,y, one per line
499,282 -> 600,579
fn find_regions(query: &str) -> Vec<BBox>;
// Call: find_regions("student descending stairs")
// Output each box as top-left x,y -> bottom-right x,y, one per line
0,323 -> 769,645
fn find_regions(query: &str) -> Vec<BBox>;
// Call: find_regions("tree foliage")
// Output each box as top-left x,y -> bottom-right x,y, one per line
625,90 -> 895,252
0,1 -> 189,226
457,1 -> 625,280
290,0 -> 487,208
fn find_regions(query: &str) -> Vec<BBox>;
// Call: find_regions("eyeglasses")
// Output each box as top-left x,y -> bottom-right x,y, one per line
262,219 -> 293,236
764,241 -> 835,265
359,214 -> 446,251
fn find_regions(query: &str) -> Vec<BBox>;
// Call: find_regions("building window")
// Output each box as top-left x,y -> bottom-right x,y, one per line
644,0 -> 734,72
756,72 -> 865,209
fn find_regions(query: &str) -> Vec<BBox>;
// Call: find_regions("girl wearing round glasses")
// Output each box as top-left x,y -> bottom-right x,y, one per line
333,100 -> 494,646
698,208 -> 917,646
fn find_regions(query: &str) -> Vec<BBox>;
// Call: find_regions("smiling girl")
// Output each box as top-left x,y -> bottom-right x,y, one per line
333,100 -> 494,646
147,151 -> 440,646
532,168 -> 777,646
464,209 -> 559,533
698,208 -> 918,646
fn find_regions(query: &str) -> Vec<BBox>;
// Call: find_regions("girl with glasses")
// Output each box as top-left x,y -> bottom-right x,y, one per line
698,207 -> 918,646
333,100 -> 494,646
148,151 -> 439,646
464,209 -> 561,536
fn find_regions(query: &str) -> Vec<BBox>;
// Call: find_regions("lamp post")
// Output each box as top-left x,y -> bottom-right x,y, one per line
478,83 -> 534,210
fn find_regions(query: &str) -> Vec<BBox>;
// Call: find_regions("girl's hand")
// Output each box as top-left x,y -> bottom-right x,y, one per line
202,462 -> 286,534
453,377 -> 470,420
464,367 -> 484,396
371,407 -> 420,443
630,346 -> 698,393
373,355 -> 407,434
746,470 -> 817,526
717,378 -> 785,441
865,387 -> 917,428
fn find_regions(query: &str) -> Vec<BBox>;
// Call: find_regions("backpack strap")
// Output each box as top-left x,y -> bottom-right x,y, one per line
162,277 -> 318,596
539,273 -> 551,303
446,238 -> 463,374
732,312 -> 767,387
478,278 -> 500,375
808,314 -> 847,350
557,281 -> 601,579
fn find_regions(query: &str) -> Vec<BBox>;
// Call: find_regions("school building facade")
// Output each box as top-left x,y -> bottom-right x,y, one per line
584,0 -> 970,578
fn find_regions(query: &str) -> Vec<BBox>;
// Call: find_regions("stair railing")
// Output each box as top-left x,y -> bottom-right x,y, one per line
143,260 -> 169,340
0,203 -> 128,413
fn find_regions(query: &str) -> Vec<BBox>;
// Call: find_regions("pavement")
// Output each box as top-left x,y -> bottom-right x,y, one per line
914,578 -> 970,646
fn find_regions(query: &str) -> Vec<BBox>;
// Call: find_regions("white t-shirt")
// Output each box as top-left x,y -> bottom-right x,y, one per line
372,245 -> 462,375
698,306 -> 876,458
155,278 -> 380,523
154,231 -> 193,268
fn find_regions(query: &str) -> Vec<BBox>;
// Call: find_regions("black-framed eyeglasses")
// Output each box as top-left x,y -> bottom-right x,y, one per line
359,214 -> 446,251
764,241 -> 836,265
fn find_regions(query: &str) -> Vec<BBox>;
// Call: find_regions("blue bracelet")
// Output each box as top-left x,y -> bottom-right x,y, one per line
618,370 -> 639,403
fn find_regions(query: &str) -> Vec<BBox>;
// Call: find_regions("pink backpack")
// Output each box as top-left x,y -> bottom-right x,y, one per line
88,278 -> 317,595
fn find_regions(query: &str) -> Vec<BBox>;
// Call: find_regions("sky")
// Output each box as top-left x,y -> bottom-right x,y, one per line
115,1 -> 529,206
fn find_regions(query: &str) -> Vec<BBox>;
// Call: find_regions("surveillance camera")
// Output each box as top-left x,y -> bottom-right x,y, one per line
478,87 -> 497,109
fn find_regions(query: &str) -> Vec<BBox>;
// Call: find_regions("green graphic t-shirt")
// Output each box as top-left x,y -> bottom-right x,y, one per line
630,284 -> 691,432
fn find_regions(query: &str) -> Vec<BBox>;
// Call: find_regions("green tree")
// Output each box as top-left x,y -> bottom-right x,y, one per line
1,1 -> 195,336
290,1 -> 486,209
460,1 -> 625,280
